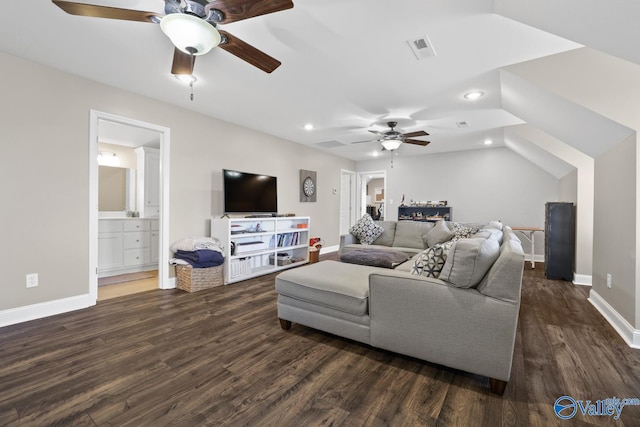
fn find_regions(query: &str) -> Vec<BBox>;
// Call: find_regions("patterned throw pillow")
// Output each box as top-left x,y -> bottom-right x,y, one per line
349,214 -> 384,245
452,223 -> 479,240
411,240 -> 454,278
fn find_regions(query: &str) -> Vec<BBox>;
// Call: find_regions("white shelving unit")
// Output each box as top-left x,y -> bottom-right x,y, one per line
211,216 -> 310,284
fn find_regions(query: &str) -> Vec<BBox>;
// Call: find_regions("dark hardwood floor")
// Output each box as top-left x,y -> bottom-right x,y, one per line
1,253 -> 639,426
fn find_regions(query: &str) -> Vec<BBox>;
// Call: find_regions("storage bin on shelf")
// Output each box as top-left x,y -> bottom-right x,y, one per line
175,264 -> 223,292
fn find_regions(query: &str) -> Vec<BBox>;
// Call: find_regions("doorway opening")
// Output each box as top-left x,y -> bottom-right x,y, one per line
357,170 -> 387,221
89,111 -> 171,303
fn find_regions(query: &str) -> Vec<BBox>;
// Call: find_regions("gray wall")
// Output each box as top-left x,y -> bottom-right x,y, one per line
0,52 -> 354,312
357,147 -> 559,226
593,134 -> 636,326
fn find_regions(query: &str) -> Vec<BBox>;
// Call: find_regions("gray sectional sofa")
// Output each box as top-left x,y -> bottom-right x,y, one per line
276,221 -> 525,395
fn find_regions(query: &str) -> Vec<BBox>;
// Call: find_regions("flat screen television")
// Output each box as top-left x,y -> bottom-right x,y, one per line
223,169 -> 278,214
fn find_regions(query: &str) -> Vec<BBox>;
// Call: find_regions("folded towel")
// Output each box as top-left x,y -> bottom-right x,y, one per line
174,249 -> 224,268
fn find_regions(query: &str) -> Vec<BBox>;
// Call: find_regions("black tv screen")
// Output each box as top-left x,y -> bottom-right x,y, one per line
223,169 -> 278,214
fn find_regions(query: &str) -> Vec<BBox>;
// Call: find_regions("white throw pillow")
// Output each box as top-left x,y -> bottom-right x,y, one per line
349,214 -> 384,245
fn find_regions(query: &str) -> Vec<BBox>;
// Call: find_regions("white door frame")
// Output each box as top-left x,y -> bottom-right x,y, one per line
89,110 -> 172,302
339,169 -> 357,236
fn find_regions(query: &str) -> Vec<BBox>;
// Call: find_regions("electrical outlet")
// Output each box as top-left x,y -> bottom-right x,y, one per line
606,273 -> 612,288
26,273 -> 38,288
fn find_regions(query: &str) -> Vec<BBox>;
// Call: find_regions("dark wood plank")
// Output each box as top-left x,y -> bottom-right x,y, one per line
1,254 -> 640,425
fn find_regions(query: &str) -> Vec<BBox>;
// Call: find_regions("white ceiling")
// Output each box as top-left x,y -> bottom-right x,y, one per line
0,0 -> 583,160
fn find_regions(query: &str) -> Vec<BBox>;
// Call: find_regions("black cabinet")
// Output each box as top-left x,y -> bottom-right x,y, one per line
545,202 -> 575,280
398,206 -> 451,222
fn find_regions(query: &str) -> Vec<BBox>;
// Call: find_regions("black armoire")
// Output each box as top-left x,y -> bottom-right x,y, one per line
544,202 -> 575,280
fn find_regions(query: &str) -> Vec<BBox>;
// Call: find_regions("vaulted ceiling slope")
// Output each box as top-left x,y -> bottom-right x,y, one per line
496,0 -> 640,176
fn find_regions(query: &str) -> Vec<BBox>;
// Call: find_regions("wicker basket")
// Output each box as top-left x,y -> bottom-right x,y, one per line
175,264 -> 224,292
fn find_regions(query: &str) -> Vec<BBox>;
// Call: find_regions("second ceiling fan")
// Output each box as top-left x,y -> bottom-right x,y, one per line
357,121 -> 431,151
52,0 -> 294,75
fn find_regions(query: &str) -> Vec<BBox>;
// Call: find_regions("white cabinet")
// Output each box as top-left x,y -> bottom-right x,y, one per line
211,216 -> 310,284
98,218 -> 159,277
135,147 -> 160,218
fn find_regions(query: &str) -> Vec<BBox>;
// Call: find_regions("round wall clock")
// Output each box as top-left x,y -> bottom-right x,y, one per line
303,176 -> 315,197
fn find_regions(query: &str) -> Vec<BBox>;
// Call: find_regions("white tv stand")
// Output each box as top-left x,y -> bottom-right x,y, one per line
211,216 -> 310,284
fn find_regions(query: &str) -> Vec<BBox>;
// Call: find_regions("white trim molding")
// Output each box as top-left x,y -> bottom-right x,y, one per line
573,273 -> 593,286
588,290 -> 640,349
320,245 -> 339,254
0,295 -> 94,328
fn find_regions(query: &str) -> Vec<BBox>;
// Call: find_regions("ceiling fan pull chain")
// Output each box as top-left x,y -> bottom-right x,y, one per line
190,51 -> 195,101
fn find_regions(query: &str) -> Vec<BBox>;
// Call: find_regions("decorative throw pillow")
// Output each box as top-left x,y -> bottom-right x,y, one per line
452,223 -> 479,240
424,220 -> 455,247
411,241 -> 454,278
349,214 -> 384,245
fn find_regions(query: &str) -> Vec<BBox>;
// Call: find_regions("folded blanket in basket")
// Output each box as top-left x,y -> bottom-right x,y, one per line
170,237 -> 223,254
174,249 -> 224,268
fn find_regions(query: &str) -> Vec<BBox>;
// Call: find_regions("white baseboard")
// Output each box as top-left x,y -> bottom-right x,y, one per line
0,294 -> 95,328
573,273 -> 593,286
588,290 -> 640,349
163,276 -> 177,289
320,245 -> 339,254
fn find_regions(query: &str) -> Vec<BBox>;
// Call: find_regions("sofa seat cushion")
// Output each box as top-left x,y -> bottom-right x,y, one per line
276,261 -> 380,316
341,243 -> 423,258
340,248 -> 409,269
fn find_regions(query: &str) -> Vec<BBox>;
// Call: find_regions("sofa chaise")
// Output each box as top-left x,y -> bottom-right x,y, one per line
275,222 -> 525,395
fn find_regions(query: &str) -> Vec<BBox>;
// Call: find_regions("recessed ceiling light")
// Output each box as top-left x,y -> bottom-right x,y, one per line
464,91 -> 484,100
484,139 -> 493,145
304,123 -> 314,131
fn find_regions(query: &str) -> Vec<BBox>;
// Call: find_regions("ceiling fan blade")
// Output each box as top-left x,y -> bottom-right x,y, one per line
171,48 -> 195,75
402,130 -> 429,138
52,0 -> 159,23
206,0 -> 293,24
368,130 -> 384,135
405,139 -> 431,146
218,31 -> 281,73
350,139 -> 375,144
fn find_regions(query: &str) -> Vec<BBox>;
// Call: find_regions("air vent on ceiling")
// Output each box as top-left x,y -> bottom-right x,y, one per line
456,121 -> 470,128
407,35 -> 437,60
315,140 -> 345,148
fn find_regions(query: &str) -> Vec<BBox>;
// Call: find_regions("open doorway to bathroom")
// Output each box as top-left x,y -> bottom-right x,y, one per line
89,111 -> 171,303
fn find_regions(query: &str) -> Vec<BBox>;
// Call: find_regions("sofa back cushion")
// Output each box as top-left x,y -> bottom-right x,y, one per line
476,228 -> 524,303
439,234 -> 500,288
392,220 -> 434,249
424,220 -> 455,247
372,221 -> 397,246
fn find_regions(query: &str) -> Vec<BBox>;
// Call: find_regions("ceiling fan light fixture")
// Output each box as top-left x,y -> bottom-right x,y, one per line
160,13 -> 221,56
381,138 -> 403,151
174,74 -> 197,84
